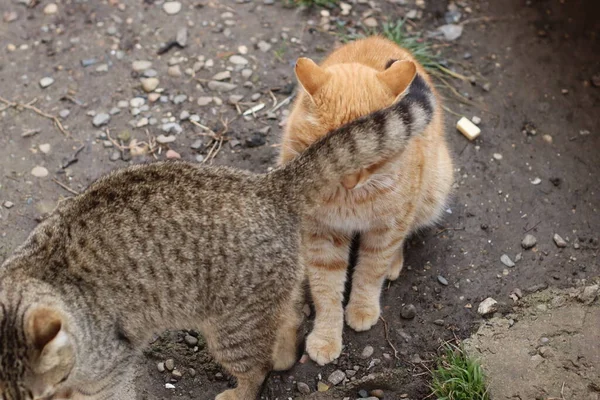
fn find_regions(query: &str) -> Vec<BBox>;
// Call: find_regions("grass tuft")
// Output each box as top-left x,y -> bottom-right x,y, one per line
430,343 -> 490,400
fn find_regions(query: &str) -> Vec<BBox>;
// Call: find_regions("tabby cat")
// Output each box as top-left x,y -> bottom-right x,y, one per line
280,36 -> 453,366
0,71 -> 436,400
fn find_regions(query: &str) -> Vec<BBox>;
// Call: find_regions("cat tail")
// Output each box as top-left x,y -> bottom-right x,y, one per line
272,74 -> 437,206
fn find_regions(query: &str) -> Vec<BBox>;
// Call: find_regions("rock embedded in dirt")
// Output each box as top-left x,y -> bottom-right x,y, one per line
437,24 -> 463,41
163,1 -> 182,15
164,359 -> 174,371
577,285 -> 598,305
38,143 -> 51,154
400,304 -> 417,319
207,81 -> 237,92
3,201 -> 14,209
327,370 -> 346,386
437,275 -> 449,286
361,345 -> 374,359
553,233 -> 567,248
212,71 -> 231,81
521,234 -> 537,249
501,254 -> 515,267
370,389 -> 385,399
184,334 -> 198,347
478,297 -> 498,316
39,77 -> 54,88
363,17 -> 378,28
156,135 -> 176,144
157,362 -> 165,372
176,28 -> 188,47
43,3 -> 58,15
229,55 -> 249,65
297,382 -> 310,394
132,60 -> 152,72
92,113 -> 110,127
141,78 -> 159,93
317,381 -> 329,392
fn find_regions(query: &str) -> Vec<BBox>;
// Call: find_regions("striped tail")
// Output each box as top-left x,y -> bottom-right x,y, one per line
273,73 -> 437,205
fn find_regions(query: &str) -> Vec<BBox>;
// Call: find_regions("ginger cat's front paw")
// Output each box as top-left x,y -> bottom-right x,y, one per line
345,301 -> 380,332
215,389 -> 238,400
306,330 -> 342,366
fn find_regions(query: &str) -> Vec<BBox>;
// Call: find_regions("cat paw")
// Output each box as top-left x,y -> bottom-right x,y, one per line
215,389 -> 238,400
306,331 -> 342,366
345,302 -> 380,332
387,254 -> 404,281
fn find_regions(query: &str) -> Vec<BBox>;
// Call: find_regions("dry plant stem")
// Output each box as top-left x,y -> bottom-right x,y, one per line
441,105 -> 465,118
52,178 -> 80,195
379,316 -> 400,361
0,95 -> 68,136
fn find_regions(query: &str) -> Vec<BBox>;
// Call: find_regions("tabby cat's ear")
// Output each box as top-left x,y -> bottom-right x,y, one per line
26,307 -> 74,372
28,307 -> 63,351
295,57 -> 331,97
376,60 -> 417,99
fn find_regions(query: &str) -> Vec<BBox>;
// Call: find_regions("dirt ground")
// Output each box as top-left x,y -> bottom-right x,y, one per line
0,0 -> 598,399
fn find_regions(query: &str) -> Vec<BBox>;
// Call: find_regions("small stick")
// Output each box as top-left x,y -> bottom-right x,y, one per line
105,129 -> 126,151
0,95 -> 68,136
441,105 -> 464,118
379,316 -> 400,361
52,178 -> 79,195
435,227 -> 465,236
270,94 -> 294,113
268,90 -> 277,109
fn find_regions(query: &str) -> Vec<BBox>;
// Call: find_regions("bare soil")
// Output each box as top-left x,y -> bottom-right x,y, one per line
0,0 -> 598,399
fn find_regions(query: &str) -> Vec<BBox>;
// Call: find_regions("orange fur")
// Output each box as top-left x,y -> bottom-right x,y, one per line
279,36 -> 454,365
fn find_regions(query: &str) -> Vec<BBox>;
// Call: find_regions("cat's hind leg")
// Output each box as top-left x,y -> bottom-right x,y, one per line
206,315 -> 274,400
272,285 -> 304,371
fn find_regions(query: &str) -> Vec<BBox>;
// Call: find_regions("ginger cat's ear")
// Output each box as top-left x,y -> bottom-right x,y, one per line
295,57 -> 331,96
376,60 -> 417,99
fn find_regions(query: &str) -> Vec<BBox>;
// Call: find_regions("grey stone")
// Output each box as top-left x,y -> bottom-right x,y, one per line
156,134 -> 176,144
92,113 -> 110,127
327,370 -> 345,386
437,24 -> 463,41
173,94 -> 187,105
361,345 -> 374,359
132,60 -> 152,72
501,254 -> 515,267
59,109 -> 70,119
176,28 -> 188,47
297,382 -> 310,395
165,359 -> 175,371
207,81 -> 237,92
184,335 -> 198,347
39,77 -> 54,88
437,275 -> 449,286
400,304 -> 417,319
522,234 -> 537,249
161,123 -> 182,134
553,234 -> 567,248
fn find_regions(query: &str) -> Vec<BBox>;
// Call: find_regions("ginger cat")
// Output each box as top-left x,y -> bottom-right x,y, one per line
0,80 -> 437,400
280,36 -> 454,366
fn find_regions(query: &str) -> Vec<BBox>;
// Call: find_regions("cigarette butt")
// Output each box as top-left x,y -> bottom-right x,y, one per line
456,117 -> 481,141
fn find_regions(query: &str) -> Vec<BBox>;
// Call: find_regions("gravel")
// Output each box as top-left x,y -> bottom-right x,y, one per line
553,233 -> 567,248
501,254 -> 515,267
39,77 -> 54,88
92,113 -> 110,127
163,1 -> 182,15
31,166 -> 49,178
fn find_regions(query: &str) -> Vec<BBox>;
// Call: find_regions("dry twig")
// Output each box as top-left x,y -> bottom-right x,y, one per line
379,316 -> 400,361
52,178 -> 79,195
0,95 -> 68,136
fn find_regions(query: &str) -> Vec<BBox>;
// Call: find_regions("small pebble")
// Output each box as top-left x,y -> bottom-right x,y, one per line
553,233 -> 567,248
157,362 -> 165,372
493,153 -> 503,160
141,78 -> 159,93
163,1 -> 182,15
471,116 -> 481,125
400,304 -> 417,319
361,345 -> 374,359
39,77 -> 54,88
3,201 -> 14,209
229,55 -> 249,65
327,370 -> 345,386
92,113 -> 110,127
522,234 -> 537,249
477,297 -> 498,316
500,254 -> 515,267
157,134 -> 176,144
297,382 -> 310,395
43,3 -> 58,15
132,60 -> 152,72
437,275 -> 448,286
165,359 -> 174,371
166,149 -> 181,159
363,17 -> 378,28
31,166 -> 49,178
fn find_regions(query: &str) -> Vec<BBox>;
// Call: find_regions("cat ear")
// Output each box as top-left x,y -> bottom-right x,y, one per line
295,57 -> 331,96
28,307 -> 63,351
376,60 -> 417,99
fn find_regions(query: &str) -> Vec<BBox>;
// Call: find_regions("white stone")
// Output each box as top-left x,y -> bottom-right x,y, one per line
477,297 -> 498,316
163,1 -> 182,15
43,3 -> 58,15
39,77 -> 54,88
31,166 -> 49,178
